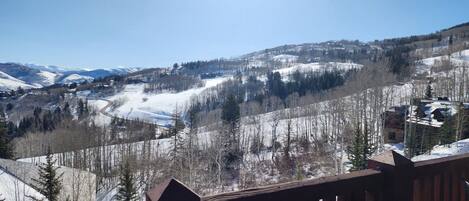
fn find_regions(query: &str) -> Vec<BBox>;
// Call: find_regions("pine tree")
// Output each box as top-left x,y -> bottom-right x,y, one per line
33,147 -> 63,201
221,95 -> 240,126
0,117 -> 13,159
362,122 -> 375,166
115,160 -> 138,201
439,119 -> 456,145
425,83 -> 433,99
347,122 -> 375,171
78,99 -> 85,119
347,125 -> 365,171
220,94 -> 242,175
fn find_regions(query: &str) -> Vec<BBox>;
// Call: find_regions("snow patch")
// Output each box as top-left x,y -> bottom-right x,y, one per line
0,169 -> 45,201
106,77 -> 229,125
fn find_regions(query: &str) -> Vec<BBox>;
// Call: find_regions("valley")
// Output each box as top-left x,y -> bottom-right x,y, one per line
1,21 -> 469,200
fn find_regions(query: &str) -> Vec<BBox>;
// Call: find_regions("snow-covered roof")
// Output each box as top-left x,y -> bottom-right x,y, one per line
406,100 -> 464,128
0,168 -> 45,201
412,138 -> 469,161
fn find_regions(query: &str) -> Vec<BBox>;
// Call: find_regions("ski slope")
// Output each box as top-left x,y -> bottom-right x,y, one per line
105,77 -> 229,125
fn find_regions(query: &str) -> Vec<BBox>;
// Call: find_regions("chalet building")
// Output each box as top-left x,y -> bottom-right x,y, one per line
383,105 -> 408,143
383,98 -> 469,144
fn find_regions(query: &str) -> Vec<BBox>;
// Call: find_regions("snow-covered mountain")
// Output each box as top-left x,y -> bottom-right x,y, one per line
0,70 -> 35,91
60,74 -> 95,85
0,63 -> 140,91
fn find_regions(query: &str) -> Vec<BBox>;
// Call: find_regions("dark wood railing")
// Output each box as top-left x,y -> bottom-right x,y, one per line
146,151 -> 469,201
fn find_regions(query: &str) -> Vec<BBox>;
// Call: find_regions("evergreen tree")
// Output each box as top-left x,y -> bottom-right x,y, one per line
78,99 -> 86,119
0,116 -> 13,159
63,102 -> 72,118
439,119 -> 456,145
347,126 -> 365,171
33,148 -> 63,201
221,94 -> 240,125
115,160 -> 138,201
361,122 -> 375,166
425,83 -> 433,99
220,94 -> 242,175
347,123 -> 375,171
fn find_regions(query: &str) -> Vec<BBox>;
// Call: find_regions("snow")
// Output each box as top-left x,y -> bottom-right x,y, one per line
406,100 -> 460,128
106,77 -> 229,125
38,70 -> 58,86
88,99 -> 113,126
272,54 -> 298,63
385,138 -> 469,162
273,62 -> 362,77
416,49 -> 469,75
0,169 -> 45,201
412,139 -> 469,161
97,186 -> 118,201
61,73 -> 94,84
0,71 -> 35,91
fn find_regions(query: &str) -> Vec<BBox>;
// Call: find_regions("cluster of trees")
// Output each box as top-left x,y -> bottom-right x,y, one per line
266,70 -> 347,99
0,116 -> 13,159
187,69 -> 351,124
12,103 -> 74,137
179,59 -> 249,76
144,74 -> 204,93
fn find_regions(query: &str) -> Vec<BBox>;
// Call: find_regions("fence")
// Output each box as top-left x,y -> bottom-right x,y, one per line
146,151 -> 469,201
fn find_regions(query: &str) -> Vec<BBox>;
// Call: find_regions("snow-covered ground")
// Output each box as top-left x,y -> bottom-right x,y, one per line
61,73 -> 95,84
38,70 -> 59,86
273,62 -> 362,78
383,138 -> 469,162
412,139 -> 469,161
19,136 -> 174,170
88,99 -> 113,126
272,54 -> 298,63
0,71 -> 35,91
105,77 -> 229,125
0,169 -> 45,201
416,49 -> 469,75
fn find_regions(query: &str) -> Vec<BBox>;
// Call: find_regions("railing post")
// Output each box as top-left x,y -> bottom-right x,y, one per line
368,151 -> 414,201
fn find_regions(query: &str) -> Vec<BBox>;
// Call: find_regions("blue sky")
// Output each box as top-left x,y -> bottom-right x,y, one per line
0,0 -> 468,69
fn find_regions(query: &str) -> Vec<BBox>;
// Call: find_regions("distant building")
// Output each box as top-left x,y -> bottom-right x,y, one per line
383,98 -> 469,144
383,105 -> 408,143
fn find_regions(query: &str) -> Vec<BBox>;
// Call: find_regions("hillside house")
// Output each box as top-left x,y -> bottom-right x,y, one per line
384,98 -> 469,144
383,105 -> 408,143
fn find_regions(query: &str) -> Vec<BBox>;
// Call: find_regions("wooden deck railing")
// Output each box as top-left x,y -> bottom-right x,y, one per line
146,151 -> 469,201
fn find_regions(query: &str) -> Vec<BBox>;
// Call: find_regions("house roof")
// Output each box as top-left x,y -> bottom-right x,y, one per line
146,178 -> 200,201
406,100 -> 464,128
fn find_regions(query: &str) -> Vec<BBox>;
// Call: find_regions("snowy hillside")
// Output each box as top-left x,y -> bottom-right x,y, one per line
274,62 -> 362,76
0,169 -> 44,201
105,77 -> 229,125
60,73 -> 94,84
415,48 -> 469,75
0,62 -> 141,90
0,71 -> 35,91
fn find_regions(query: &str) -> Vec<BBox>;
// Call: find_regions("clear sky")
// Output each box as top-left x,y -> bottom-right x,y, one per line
1,0 -> 468,69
